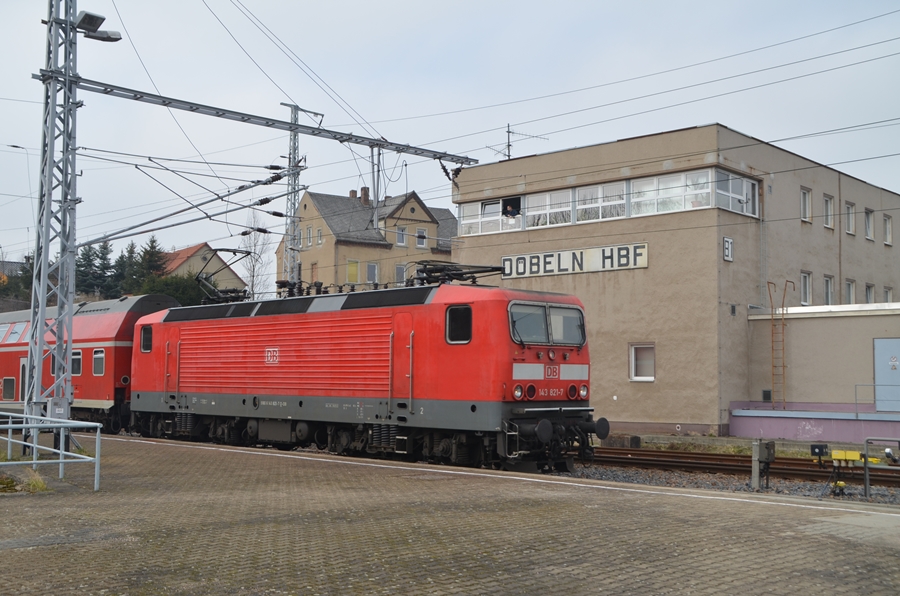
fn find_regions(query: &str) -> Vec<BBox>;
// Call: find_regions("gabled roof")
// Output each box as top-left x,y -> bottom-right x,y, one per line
431,208 -> 458,253
376,191 -> 439,225
308,192 -> 392,247
164,243 -> 206,275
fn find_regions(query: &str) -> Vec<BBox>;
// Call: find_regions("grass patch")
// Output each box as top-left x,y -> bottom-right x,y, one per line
644,441 -> 809,459
22,469 -> 47,493
0,475 -> 17,493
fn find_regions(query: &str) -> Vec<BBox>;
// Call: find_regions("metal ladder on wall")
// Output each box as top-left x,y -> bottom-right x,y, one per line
767,281 -> 794,410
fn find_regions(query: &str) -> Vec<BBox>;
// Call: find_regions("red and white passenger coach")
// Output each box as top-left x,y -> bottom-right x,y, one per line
131,283 -> 608,470
0,295 -> 180,431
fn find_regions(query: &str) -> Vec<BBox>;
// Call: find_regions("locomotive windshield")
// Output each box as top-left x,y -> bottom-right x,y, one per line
509,303 -> 585,346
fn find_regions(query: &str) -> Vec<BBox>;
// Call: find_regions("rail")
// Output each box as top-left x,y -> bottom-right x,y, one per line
853,384 -> 900,419
1,412 -> 102,491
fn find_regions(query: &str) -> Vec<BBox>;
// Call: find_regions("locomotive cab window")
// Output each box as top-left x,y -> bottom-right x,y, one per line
510,303 -> 586,346
93,349 -> 105,376
446,305 -> 472,344
2,378 -> 14,401
549,306 -> 586,345
140,326 -> 153,352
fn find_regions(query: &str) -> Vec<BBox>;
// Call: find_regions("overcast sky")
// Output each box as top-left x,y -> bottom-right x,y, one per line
2,1 -> 899,293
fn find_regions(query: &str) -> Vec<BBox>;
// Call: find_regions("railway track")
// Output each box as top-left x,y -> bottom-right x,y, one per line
590,447 -> 900,487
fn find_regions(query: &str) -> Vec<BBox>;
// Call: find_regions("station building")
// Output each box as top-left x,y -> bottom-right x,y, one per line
451,123 -> 900,442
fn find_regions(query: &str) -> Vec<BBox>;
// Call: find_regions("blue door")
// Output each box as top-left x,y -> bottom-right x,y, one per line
875,338 -> 900,412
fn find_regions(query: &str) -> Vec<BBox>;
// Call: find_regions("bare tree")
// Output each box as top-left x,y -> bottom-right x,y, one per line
239,210 -> 274,299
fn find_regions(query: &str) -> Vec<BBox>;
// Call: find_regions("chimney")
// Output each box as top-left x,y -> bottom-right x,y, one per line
360,186 -> 370,206
349,189 -> 357,199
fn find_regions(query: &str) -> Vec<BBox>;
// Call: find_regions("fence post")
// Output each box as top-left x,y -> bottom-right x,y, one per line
94,426 -> 101,492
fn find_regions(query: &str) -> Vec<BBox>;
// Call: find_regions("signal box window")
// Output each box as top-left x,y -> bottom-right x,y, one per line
93,349 -> 105,376
2,378 -> 14,401
630,344 -> 655,382
140,326 -> 153,353
446,305 -> 472,344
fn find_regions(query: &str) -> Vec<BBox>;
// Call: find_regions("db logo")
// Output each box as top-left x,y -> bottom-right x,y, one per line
545,365 -> 559,379
265,347 -> 279,365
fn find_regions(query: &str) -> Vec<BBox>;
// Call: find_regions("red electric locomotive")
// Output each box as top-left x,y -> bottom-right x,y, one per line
130,281 -> 608,471
0,294 -> 180,431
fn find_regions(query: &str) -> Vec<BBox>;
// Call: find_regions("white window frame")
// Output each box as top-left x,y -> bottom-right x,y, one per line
416,227 -> 427,248
844,203 -> 855,235
800,188 -> 811,222
92,349 -> 105,377
395,263 -> 406,286
72,349 -> 83,376
845,279 -> 855,304
366,262 -> 378,284
629,343 -> 655,382
306,226 -> 313,246
714,170 -> 757,216
823,195 -> 834,228
865,209 -> 874,240
885,215 -> 893,246
396,226 -> 407,246
823,276 -> 834,306
865,284 -> 875,304
885,287 -> 894,303
800,272 -> 811,306
316,228 -> 323,245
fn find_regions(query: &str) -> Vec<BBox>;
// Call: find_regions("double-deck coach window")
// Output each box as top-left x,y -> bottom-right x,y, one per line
446,305 -> 472,344
93,349 -> 105,376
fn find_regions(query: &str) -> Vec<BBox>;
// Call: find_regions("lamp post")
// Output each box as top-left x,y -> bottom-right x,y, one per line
26,0 -> 120,425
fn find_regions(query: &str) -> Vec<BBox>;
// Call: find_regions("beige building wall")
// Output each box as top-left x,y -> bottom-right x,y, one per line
169,249 -> 246,290
452,123 -> 900,435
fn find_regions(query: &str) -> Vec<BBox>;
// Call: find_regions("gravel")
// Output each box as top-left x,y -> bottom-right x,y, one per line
557,464 -> 900,506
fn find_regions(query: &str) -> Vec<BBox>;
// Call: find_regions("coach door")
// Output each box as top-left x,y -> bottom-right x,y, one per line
18,357 -> 28,402
164,330 -> 180,395
392,314 -> 413,406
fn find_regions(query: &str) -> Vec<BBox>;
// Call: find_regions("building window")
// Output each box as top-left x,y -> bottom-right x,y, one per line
865,284 -> 875,304
416,228 -> 427,248
347,260 -> 359,284
306,226 -> 312,246
823,195 -> 834,228
446,305 -> 473,344
316,228 -> 323,245
525,190 -> 571,228
395,263 -> 406,286
865,210 -> 874,240
885,215 -> 893,246
800,272 -> 811,305
886,287 -> 894,303
800,188 -> 811,222
629,344 -> 655,382
396,226 -> 407,246
715,170 -> 757,216
72,350 -> 83,376
577,181 -> 627,222
844,203 -> 855,234
92,349 -> 105,376
366,262 -> 378,284
845,279 -> 855,304
823,276 -> 834,305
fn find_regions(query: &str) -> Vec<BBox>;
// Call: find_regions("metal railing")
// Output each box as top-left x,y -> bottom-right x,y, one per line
853,384 -> 900,419
1,412 -> 102,491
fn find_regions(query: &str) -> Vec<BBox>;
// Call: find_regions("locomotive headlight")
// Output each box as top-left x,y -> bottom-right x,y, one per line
548,349 -> 556,360
513,385 -> 524,400
579,384 -> 589,399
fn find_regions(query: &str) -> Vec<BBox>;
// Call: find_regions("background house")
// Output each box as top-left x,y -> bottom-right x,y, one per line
164,243 -> 248,292
275,188 -> 458,292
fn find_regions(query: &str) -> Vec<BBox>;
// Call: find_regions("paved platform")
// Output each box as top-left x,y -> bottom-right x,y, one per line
2,435 -> 900,595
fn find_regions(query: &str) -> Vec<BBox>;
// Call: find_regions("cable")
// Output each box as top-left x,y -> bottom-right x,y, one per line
333,8 -> 900,127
